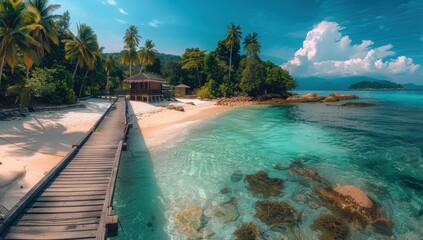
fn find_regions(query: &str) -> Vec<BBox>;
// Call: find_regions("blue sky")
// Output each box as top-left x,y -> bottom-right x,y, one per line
52,0 -> 423,83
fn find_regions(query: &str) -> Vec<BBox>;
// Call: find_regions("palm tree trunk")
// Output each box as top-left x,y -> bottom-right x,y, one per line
26,67 -> 30,80
0,56 -> 5,88
197,65 -> 201,87
78,69 -> 89,98
129,61 -> 132,77
228,43 -> 233,83
72,59 -> 79,79
106,74 -> 110,92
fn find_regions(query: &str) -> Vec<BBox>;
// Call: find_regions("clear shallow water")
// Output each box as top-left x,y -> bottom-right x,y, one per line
113,90 -> 423,240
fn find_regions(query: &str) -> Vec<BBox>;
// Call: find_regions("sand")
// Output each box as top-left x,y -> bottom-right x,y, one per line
0,99 -> 111,210
127,99 -> 231,149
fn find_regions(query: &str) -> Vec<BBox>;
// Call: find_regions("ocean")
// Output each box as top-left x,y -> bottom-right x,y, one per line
112,90 -> 423,240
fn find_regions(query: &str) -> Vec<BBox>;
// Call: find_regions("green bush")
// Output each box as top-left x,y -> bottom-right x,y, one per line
197,79 -> 219,99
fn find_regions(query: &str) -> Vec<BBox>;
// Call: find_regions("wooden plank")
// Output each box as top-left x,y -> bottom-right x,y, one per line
10,224 -> 98,233
16,218 -> 99,226
48,184 -> 108,189
5,230 -> 97,239
48,180 -> 109,185
44,187 -> 107,192
19,211 -> 101,221
35,195 -> 106,202
40,191 -> 106,197
31,200 -> 104,208
26,205 -> 103,214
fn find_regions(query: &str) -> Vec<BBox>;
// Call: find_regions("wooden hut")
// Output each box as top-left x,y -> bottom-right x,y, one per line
123,73 -> 167,102
175,84 -> 191,97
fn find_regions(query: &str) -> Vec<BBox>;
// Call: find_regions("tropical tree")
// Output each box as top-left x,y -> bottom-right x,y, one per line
23,0 -> 60,78
120,47 -> 137,77
138,39 -> 157,73
0,0 -> 42,87
243,32 -> 261,57
123,25 -> 141,49
62,23 -> 99,80
225,23 -> 241,83
180,48 -> 206,87
104,54 -> 117,91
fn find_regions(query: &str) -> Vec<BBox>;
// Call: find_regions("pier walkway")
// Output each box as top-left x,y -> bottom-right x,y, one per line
0,99 -> 129,240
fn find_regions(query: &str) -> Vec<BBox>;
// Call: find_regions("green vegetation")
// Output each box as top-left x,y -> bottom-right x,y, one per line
0,2 -> 296,108
349,80 -> 403,90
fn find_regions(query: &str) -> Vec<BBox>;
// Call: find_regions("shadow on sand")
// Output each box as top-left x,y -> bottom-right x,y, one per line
111,102 -> 169,239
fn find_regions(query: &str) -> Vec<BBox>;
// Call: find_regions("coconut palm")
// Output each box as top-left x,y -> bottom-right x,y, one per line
120,47 -> 137,77
225,23 -> 241,83
104,54 -> 117,91
138,39 -> 157,73
62,23 -> 99,79
243,32 -> 261,57
0,0 -> 42,87
23,0 -> 60,78
123,25 -> 141,49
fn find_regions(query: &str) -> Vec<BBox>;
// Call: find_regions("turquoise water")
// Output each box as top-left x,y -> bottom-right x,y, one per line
113,90 -> 423,239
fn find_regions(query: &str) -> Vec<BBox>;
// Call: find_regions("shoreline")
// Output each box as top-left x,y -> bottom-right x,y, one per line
0,99 -> 111,210
128,99 -> 232,149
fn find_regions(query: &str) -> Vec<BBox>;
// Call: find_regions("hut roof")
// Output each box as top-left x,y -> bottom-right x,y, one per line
175,84 -> 191,88
123,73 -> 167,83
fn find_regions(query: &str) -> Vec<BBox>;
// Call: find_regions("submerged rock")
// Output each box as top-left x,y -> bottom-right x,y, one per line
255,201 -> 299,226
220,187 -> 230,194
234,222 -> 262,240
289,161 -> 331,186
231,170 -> 243,182
316,186 -> 393,236
175,204 -> 214,239
326,102 -> 376,107
245,171 -> 284,197
311,214 -> 350,240
207,197 -> 239,223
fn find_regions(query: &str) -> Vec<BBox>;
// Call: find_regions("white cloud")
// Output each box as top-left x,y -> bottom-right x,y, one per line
282,21 -> 420,78
118,8 -> 127,15
115,19 -> 128,24
107,0 -> 117,6
148,19 -> 162,28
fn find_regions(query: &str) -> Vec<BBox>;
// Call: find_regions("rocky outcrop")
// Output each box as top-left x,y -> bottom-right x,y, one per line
255,201 -> 299,225
245,171 -> 283,197
216,97 -> 254,106
231,170 -> 243,182
328,93 -> 359,100
289,161 -> 331,186
234,222 -> 262,240
316,186 -> 393,236
311,214 -> 350,240
286,93 -> 326,103
175,204 -> 214,239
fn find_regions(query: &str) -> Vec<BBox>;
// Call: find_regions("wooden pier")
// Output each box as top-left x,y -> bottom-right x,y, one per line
0,99 -> 130,240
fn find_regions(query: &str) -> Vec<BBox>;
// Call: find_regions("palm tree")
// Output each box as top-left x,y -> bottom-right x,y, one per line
225,23 -> 241,83
0,0 -> 42,87
24,0 -> 60,78
123,25 -> 141,49
120,47 -> 137,77
243,32 -> 261,57
104,54 -> 117,91
62,23 -> 99,79
138,39 -> 157,73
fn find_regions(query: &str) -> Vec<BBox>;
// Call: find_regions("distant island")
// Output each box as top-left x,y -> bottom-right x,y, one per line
349,80 -> 404,90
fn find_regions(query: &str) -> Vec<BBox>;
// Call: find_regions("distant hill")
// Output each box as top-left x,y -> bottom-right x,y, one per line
349,80 -> 404,90
403,83 -> 423,90
295,76 -> 380,90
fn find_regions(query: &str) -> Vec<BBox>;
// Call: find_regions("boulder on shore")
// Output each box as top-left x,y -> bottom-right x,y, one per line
329,93 -> 359,100
286,93 -> 325,103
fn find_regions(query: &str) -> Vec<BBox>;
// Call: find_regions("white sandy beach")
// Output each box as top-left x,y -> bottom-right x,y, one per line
0,99 -> 111,210
128,99 -> 231,149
